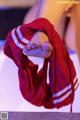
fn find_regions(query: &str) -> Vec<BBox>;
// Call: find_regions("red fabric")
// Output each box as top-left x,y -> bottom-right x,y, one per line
4,18 -> 78,109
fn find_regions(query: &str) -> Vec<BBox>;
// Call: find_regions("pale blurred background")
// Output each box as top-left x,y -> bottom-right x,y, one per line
0,0 -> 35,7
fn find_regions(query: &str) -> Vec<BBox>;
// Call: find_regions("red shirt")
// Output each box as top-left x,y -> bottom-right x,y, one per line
4,18 -> 78,109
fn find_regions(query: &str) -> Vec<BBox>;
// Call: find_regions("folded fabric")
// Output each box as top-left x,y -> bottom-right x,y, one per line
4,18 -> 79,109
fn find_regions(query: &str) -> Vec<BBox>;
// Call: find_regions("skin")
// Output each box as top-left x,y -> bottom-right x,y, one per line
23,0 -> 80,60
70,3 -> 80,61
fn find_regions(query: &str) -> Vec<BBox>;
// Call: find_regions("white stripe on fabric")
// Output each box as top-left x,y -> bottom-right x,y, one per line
74,81 -> 79,90
16,26 -> 29,44
11,29 -> 24,49
54,90 -> 72,104
73,75 -> 78,84
53,75 -> 77,98
53,84 -> 71,97
53,80 -> 79,104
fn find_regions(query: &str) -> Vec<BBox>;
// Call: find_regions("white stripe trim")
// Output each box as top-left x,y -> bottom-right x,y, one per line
53,84 -> 71,97
16,26 -> 29,44
53,80 -> 79,104
73,75 -> 78,84
11,29 -> 24,49
54,90 -> 72,104
53,75 -> 77,98
74,81 -> 79,90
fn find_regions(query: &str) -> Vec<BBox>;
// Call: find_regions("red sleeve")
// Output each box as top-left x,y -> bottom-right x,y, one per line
3,20 -> 49,107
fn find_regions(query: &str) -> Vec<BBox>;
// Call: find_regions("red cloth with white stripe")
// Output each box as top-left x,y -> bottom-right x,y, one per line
4,18 -> 78,109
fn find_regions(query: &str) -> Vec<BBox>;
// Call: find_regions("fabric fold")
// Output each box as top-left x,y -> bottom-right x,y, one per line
4,18 -> 78,109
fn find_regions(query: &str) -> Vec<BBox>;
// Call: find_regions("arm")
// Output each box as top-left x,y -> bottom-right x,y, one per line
70,3 -> 80,62
23,0 -> 53,58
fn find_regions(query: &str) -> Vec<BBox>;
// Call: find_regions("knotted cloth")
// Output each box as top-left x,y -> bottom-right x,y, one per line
4,18 -> 78,109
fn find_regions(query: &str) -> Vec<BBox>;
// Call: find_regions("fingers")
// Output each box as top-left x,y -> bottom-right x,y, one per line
25,42 -> 42,51
42,42 -> 53,53
23,41 -> 53,58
